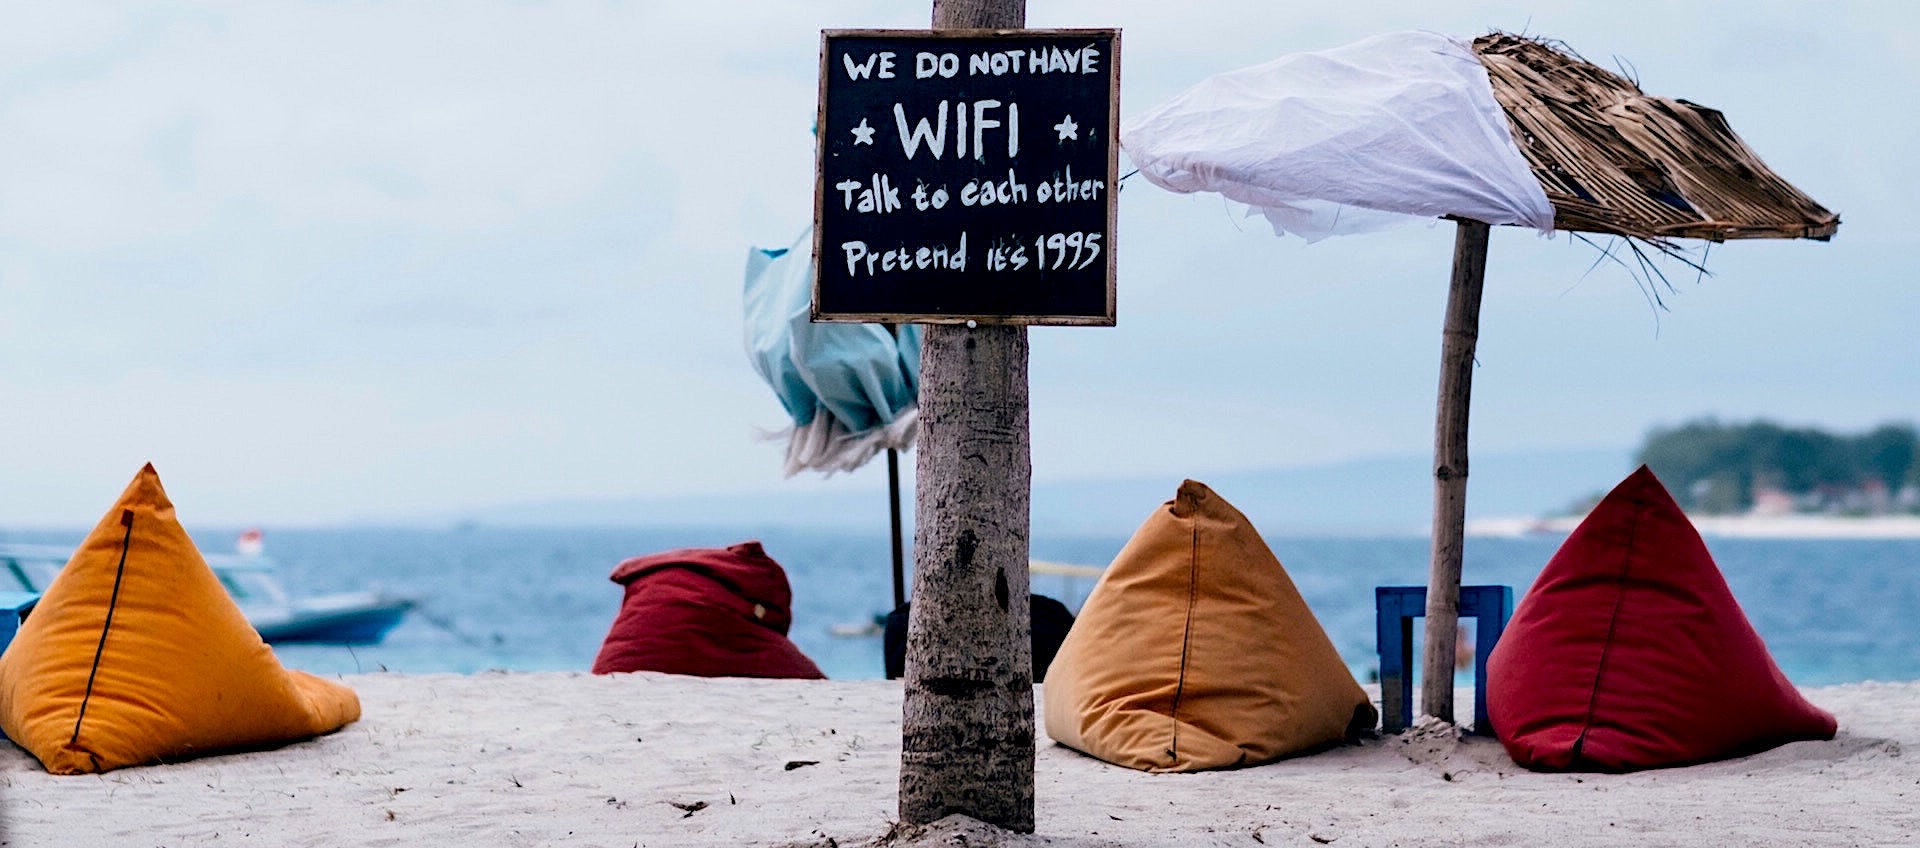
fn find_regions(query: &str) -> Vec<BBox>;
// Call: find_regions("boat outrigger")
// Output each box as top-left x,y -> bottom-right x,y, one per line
0,538 -> 413,646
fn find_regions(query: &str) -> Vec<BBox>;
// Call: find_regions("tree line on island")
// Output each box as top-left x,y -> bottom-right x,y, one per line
1600,419 -> 1920,516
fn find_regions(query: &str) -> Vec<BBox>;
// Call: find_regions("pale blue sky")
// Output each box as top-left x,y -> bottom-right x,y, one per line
1,1 -> 1914,525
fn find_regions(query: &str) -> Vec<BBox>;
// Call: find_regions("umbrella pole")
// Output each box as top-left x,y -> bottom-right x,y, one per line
884,321 -> 908,611
888,446 -> 906,609
1421,218 -> 1490,725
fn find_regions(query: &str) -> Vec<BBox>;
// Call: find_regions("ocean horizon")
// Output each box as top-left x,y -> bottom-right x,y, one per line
7,524 -> 1914,687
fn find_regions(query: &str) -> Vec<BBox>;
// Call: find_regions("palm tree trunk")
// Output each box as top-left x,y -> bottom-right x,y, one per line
899,0 -> 1032,831
900,325 -> 1034,831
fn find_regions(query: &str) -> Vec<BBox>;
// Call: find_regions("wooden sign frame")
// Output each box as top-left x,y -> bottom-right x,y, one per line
811,28 -> 1120,326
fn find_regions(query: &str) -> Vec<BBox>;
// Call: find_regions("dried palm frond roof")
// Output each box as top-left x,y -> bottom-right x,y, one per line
1473,33 -> 1838,243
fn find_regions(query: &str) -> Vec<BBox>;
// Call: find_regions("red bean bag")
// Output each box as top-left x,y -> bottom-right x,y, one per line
591,542 -> 824,679
1487,466 -> 1836,771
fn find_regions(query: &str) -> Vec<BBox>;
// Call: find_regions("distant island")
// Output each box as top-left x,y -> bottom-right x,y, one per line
1464,420 -> 1920,540
1631,419 -> 1919,517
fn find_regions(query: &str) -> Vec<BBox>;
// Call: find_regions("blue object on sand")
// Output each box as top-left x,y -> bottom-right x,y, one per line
0,591 -> 36,650
0,591 -> 38,743
1375,584 -> 1513,736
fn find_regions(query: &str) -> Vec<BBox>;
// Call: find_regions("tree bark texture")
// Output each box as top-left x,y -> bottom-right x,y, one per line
932,0 -> 1023,29
1421,219 -> 1490,725
900,0 -> 1032,831
900,324 -> 1034,832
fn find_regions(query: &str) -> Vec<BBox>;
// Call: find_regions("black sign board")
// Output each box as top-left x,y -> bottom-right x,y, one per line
813,29 -> 1119,325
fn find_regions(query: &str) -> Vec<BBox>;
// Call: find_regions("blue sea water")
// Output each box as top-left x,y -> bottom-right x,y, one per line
9,526 -> 1918,686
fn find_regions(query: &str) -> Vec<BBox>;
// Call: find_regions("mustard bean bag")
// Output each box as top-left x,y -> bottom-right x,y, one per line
1043,480 -> 1376,772
0,465 -> 360,774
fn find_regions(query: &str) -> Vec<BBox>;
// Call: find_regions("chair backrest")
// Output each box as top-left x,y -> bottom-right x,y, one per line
0,592 -> 41,744
0,591 -> 38,651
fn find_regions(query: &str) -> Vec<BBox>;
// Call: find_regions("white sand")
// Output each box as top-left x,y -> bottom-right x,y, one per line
4,674 -> 1917,847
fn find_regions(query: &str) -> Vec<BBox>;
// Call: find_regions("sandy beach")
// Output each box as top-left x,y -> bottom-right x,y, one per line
3,673 -> 1915,847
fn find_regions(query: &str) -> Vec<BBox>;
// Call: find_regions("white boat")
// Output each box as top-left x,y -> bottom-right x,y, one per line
0,539 -> 412,646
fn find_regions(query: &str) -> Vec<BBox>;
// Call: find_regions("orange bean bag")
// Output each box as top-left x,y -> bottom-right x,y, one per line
1043,480 -> 1376,772
1486,466 -> 1837,771
0,465 -> 360,774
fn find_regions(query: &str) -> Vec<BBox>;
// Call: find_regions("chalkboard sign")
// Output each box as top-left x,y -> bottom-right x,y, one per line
813,29 -> 1119,325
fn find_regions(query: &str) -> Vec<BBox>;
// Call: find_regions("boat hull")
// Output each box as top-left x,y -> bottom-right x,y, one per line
253,600 -> 414,645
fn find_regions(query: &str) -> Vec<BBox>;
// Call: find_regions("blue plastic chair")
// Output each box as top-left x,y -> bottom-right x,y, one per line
0,591 -> 36,650
1374,585 -> 1512,735
0,591 -> 38,744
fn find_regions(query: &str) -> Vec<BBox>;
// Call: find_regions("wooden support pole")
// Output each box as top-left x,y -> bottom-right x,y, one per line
1420,218 -> 1490,725
899,0 -> 1033,833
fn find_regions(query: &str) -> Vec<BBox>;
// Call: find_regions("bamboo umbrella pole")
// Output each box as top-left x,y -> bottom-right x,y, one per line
1421,218 -> 1490,724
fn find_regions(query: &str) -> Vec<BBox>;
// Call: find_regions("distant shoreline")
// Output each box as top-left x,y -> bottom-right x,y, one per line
1470,514 -> 1920,540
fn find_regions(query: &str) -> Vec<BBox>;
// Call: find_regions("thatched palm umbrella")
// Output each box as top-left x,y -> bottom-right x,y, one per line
1125,31 -> 1838,726
1476,34 -> 1837,243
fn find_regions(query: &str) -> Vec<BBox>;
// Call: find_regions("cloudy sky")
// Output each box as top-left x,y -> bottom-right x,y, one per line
2,1 -> 1913,525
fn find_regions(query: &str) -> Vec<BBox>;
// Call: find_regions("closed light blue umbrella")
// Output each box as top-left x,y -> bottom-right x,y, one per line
745,225 -> 921,476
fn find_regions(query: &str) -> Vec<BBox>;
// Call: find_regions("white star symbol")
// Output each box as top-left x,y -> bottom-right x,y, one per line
850,118 -> 876,146
1053,115 -> 1079,142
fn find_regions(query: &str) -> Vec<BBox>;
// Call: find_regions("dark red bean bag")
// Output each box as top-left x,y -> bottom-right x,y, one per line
1486,466 -> 1836,771
591,541 -> 825,679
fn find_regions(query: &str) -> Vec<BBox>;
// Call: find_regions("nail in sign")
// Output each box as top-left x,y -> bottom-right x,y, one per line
812,29 -> 1120,325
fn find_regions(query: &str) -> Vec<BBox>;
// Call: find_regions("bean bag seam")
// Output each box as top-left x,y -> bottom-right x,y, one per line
1571,489 -> 1644,762
1165,521 -> 1201,765
71,509 -> 136,752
